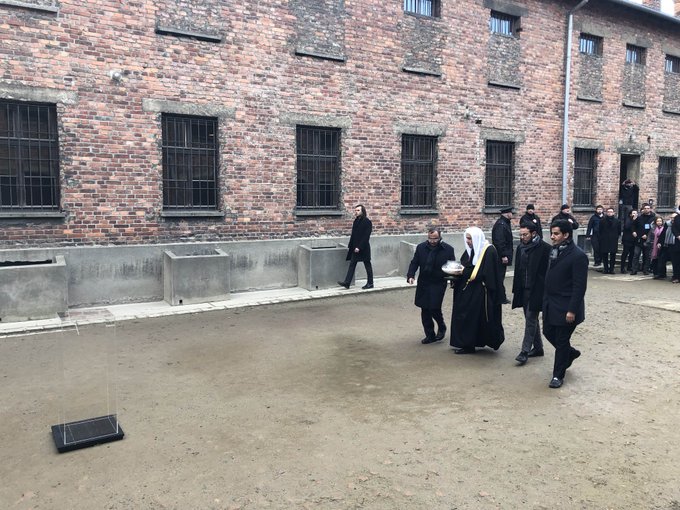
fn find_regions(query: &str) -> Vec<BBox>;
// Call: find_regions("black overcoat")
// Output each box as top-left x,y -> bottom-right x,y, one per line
491,216 -> 514,263
519,213 -> 543,238
542,241 -> 588,327
551,212 -> 580,230
673,215 -> 680,253
346,216 -> 372,262
622,216 -> 636,246
511,238 -> 551,311
598,216 -> 621,252
407,241 -> 456,309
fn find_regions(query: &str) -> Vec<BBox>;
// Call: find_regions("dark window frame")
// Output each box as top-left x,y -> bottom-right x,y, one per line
579,33 -> 603,56
665,54 -> 680,74
401,134 -> 437,210
161,113 -> 219,211
484,141 -> 515,208
573,148 -> 597,207
295,126 -> 341,211
0,99 -> 60,211
489,10 -> 520,37
403,0 -> 441,18
658,157 -> 677,209
625,44 -> 646,65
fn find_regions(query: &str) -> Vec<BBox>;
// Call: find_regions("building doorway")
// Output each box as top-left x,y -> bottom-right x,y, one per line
619,154 -> 641,218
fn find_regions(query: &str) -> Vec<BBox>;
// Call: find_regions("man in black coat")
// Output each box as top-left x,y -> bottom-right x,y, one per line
338,204 -> 374,289
672,206 -> 680,283
551,204 -> 580,230
519,203 -> 543,239
407,228 -> 456,344
619,179 -> 639,220
491,206 -> 514,304
631,203 -> 655,275
542,219 -> 588,389
512,221 -> 551,365
598,207 -> 621,274
585,205 -> 604,266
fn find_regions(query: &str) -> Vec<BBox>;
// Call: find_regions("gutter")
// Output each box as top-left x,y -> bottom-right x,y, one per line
561,0 -> 591,206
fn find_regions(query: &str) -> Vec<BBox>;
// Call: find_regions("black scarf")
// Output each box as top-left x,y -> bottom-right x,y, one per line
550,239 -> 572,265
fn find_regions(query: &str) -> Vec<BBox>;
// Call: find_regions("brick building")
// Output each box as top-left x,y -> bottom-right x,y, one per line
0,0 -> 679,308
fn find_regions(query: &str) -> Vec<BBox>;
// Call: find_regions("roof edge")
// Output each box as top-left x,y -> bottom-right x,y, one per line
601,0 -> 680,26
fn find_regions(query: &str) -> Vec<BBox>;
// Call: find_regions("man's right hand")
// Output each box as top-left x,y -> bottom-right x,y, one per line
407,278 -> 415,285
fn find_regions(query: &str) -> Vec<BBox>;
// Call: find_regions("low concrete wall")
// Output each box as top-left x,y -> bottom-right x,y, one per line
297,242 -> 350,291
0,255 -> 68,322
163,248 -> 231,305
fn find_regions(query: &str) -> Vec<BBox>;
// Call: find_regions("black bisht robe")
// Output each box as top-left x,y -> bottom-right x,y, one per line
450,245 -> 505,350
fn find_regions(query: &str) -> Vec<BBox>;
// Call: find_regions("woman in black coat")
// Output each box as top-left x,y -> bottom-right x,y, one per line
620,209 -> 638,273
338,204 -> 374,289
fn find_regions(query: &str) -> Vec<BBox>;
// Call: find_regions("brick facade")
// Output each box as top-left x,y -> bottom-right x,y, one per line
0,0 -> 679,248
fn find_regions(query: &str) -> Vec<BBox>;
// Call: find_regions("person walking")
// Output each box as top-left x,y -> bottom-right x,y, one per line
654,213 -> 676,280
631,204 -> 655,275
520,204 -> 543,239
338,204 -> 374,289
491,206 -> 514,304
620,209 -> 638,273
512,221 -> 551,365
598,207 -> 621,274
542,219 -> 588,389
671,206 -> 680,284
551,204 -> 580,230
586,205 -> 604,267
406,228 -> 456,344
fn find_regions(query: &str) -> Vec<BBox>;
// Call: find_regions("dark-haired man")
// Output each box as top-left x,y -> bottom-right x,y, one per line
338,204 -> 374,289
542,220 -> 588,389
520,204 -> 543,239
586,205 -> 605,267
631,203 -> 655,275
491,206 -> 514,304
551,204 -> 580,230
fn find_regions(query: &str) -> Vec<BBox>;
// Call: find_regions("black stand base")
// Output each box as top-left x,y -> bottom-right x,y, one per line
51,415 -> 124,453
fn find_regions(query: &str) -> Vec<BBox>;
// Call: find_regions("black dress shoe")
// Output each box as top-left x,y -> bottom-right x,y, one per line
515,351 -> 528,364
567,348 -> 581,368
361,283 -> 374,289
454,347 -> 475,354
527,348 -> 544,358
502,298 -> 511,305
548,377 -> 563,388
434,326 -> 447,341
630,271 -> 638,275
421,336 -> 438,344
337,281 -> 350,289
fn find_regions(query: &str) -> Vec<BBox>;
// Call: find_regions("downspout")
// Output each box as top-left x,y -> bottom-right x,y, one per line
562,0 -> 591,205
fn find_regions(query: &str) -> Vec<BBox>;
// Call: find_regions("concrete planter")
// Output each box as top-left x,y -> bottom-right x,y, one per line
0,256 -> 68,322
298,243 -> 351,291
398,240 -> 417,277
163,248 -> 230,305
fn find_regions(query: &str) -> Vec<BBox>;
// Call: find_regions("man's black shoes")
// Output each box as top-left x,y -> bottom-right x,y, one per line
421,336 -> 438,344
337,281 -> 350,289
567,348 -> 581,368
548,377 -> 563,388
527,348 -> 544,358
454,347 -> 475,355
362,283 -> 374,289
434,326 -> 447,341
515,351 -> 528,365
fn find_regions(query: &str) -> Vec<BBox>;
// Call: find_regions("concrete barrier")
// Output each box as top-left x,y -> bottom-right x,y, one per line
0,255 -> 67,322
163,248 -> 231,305
297,242 -> 351,291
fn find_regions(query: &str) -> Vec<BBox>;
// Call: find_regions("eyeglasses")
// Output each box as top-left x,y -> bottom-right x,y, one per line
519,233 -> 532,238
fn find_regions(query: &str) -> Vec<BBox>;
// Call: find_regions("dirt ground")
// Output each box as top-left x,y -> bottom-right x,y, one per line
1,271 -> 679,510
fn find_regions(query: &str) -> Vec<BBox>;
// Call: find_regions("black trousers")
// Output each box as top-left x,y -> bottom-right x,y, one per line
498,263 -> 508,300
542,322 -> 578,379
421,308 -> 445,339
672,249 -> 680,280
600,251 -> 616,273
655,247 -> 670,278
343,254 -> 373,286
620,243 -> 635,272
591,236 -> 601,265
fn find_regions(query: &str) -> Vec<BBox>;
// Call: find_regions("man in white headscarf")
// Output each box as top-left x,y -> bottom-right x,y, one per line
449,227 -> 505,354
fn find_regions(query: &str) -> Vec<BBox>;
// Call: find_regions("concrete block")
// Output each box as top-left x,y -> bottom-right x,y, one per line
0,255 -> 68,322
298,243 -> 351,291
398,241 -> 417,278
163,248 -> 230,306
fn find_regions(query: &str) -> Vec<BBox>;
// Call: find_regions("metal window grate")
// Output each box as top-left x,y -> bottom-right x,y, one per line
161,114 -> 218,210
296,126 -> 340,209
485,141 -> 514,208
579,34 -> 602,55
489,11 -> 516,36
403,0 -> 439,17
658,157 -> 677,208
665,55 -> 680,74
401,135 -> 436,209
626,44 -> 645,65
0,100 -> 60,210
573,148 -> 597,206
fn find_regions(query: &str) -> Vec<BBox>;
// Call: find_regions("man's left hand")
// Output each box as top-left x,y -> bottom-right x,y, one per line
501,257 -> 508,264
566,312 -> 575,323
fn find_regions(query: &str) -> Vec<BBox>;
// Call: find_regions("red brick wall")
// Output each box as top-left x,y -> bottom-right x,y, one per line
0,0 -> 678,247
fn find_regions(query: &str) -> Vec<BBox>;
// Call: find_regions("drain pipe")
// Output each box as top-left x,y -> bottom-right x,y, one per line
562,0 -> 591,205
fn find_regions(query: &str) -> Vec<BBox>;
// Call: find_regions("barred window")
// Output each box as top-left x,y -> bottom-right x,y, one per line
573,148 -> 597,207
489,11 -> 518,36
296,126 -> 340,210
658,157 -> 677,209
401,135 -> 436,209
0,100 -> 60,210
485,141 -> 514,208
404,0 -> 440,17
161,114 -> 218,210
625,44 -> 645,65
579,34 -> 602,56
665,55 -> 680,74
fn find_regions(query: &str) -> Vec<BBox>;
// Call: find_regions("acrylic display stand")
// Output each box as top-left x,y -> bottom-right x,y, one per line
51,311 -> 124,453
